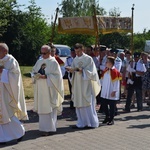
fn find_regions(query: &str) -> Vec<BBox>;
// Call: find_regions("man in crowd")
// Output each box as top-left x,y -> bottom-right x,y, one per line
64,48 -> 76,109
50,45 -> 66,77
98,45 -> 107,113
141,52 -> 150,106
85,45 -> 100,106
66,43 -> 101,129
110,49 -> 122,72
0,43 -> 28,144
32,45 -> 64,136
85,46 -> 100,70
124,52 -> 147,112
121,50 -> 132,99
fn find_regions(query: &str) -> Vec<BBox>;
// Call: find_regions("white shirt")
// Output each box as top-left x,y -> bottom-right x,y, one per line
100,67 -> 120,100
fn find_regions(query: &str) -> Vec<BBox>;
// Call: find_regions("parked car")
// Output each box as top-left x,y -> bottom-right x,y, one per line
53,44 -> 71,79
54,44 -> 71,63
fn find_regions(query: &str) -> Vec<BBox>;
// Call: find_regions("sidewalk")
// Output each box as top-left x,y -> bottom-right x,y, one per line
1,100 -> 150,150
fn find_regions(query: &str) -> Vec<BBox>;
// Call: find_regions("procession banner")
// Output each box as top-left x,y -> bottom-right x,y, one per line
58,16 -> 132,35
97,16 -> 132,34
58,16 -> 97,35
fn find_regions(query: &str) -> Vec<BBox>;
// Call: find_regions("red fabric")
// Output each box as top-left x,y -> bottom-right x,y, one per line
55,56 -> 64,66
121,80 -> 127,86
90,52 -> 96,57
101,68 -> 122,82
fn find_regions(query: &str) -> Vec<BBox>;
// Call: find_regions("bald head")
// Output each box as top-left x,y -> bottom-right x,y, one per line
0,43 -> 9,52
41,45 -> 51,52
0,43 -> 9,59
41,45 -> 51,59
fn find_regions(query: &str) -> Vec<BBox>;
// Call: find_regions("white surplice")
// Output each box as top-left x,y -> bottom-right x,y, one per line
71,53 -> 101,128
32,56 -> 64,132
0,54 -> 28,142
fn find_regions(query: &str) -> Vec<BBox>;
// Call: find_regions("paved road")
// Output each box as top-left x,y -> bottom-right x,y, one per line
1,100 -> 150,150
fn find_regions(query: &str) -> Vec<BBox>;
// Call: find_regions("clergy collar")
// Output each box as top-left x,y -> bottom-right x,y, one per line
76,53 -> 85,59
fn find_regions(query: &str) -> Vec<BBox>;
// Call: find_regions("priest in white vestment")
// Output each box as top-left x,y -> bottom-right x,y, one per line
0,43 -> 28,144
32,45 -> 64,136
66,43 -> 101,129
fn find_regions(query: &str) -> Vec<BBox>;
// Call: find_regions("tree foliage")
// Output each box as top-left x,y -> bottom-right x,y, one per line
109,7 -> 121,17
99,32 -> 130,49
60,0 -> 106,17
0,0 -> 51,65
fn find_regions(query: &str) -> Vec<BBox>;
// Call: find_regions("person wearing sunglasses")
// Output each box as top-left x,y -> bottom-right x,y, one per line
32,45 -> 64,136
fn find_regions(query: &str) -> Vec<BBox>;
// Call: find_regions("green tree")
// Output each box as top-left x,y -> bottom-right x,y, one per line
60,0 -> 106,17
1,0 -> 51,65
109,7 -> 121,17
99,32 -> 130,49
133,29 -> 150,51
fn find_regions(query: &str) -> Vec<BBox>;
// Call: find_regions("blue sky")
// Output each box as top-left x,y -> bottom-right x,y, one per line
17,0 -> 150,33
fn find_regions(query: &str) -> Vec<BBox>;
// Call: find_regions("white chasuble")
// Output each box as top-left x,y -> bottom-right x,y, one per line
71,53 -> 101,107
0,54 -> 28,124
32,56 -> 64,115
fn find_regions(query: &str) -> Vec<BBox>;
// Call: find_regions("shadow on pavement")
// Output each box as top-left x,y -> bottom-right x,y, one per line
115,114 -> 150,122
24,101 -> 76,124
127,124 -> 150,129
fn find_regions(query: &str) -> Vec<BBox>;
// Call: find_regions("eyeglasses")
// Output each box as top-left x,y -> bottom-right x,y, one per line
41,52 -> 48,55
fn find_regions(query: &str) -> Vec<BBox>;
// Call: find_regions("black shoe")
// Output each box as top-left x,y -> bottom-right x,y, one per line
107,120 -> 114,125
48,132 -> 57,135
123,108 -> 130,113
41,132 -> 50,136
102,118 -> 109,124
0,142 -> 6,145
130,104 -> 135,108
70,101 -> 74,109
17,136 -> 24,142
70,106 -> 75,109
114,111 -> 119,116
71,125 -> 84,129
84,126 -> 95,129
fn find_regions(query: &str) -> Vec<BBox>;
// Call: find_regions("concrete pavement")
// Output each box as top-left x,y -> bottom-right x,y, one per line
1,100 -> 150,150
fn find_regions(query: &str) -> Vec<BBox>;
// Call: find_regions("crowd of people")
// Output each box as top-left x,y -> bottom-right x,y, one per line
0,42 -> 150,144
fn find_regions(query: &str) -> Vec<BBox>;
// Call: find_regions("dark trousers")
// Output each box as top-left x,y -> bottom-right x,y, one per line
125,85 -> 143,111
68,78 -> 72,96
68,78 -> 74,108
101,98 -> 117,121
96,91 -> 101,105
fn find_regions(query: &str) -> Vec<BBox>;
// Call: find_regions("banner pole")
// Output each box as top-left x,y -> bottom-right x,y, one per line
50,7 -> 59,44
93,5 -> 99,49
131,4 -> 135,54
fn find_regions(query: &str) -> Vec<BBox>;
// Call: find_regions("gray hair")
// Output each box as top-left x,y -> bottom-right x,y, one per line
0,43 -> 9,53
41,45 -> 51,52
